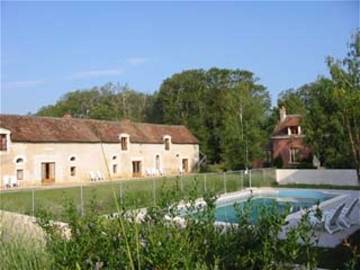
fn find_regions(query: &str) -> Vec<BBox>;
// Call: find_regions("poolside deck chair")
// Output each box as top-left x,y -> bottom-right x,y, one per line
323,202 -> 346,234
339,198 -> 359,228
309,202 -> 346,234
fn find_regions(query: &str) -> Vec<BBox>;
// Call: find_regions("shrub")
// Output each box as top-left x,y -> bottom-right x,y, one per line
31,190 -> 321,270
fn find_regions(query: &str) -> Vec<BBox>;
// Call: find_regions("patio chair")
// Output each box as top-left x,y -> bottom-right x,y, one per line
339,198 -> 359,228
2,175 -> 11,188
309,202 -> 346,234
324,202 -> 346,234
159,168 -> 165,176
10,176 -> 18,187
96,171 -> 104,181
145,169 -> 152,176
89,171 -> 97,182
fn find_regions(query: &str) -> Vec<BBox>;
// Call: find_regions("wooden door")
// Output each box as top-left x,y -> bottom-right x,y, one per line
132,161 -> 141,177
182,159 -> 189,173
41,162 -> 55,184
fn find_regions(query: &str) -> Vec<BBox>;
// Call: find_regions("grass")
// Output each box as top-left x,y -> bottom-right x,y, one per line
0,170 -> 276,220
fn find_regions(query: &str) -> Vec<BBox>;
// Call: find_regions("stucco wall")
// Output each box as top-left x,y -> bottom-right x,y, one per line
276,169 -> 359,186
272,137 -> 311,167
0,141 -> 199,187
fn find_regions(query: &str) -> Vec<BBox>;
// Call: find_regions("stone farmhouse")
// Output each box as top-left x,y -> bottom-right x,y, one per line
0,114 -> 199,188
268,107 -> 312,167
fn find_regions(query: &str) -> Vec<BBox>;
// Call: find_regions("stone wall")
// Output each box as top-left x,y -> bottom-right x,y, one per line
276,169 -> 359,186
1,141 -> 199,187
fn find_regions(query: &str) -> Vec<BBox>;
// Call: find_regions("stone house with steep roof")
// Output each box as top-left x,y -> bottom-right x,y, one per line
267,107 -> 312,168
0,114 -> 199,188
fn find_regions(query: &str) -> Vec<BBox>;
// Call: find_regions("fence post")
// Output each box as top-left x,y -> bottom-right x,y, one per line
119,182 -> 123,205
180,175 -> 184,193
152,178 -> 156,205
241,171 -> 243,190
32,188 -> 35,216
249,170 -> 252,189
223,172 -> 227,194
203,174 -> 207,193
262,169 -> 265,186
80,184 -> 84,216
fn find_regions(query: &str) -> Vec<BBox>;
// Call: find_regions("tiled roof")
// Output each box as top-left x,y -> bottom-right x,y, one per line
272,114 -> 302,137
0,114 -> 199,144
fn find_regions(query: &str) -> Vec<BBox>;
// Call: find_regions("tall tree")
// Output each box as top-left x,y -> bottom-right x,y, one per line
327,32 -> 360,180
154,68 -> 271,169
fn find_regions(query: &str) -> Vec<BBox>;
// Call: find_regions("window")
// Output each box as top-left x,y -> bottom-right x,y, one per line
121,137 -> 128,151
70,166 -> 76,176
164,138 -> 170,151
155,155 -> 160,170
289,126 -> 299,135
112,155 -> 117,160
69,156 -> 76,162
289,148 -> 300,163
16,169 -> 23,180
16,158 -> 24,164
112,164 -> 118,174
0,134 -> 7,151
132,161 -> 141,177
182,159 -> 189,173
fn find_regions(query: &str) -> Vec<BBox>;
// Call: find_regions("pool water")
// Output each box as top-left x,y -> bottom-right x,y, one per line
215,189 -> 335,223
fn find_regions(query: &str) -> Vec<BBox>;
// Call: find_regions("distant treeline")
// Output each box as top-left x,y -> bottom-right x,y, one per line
37,32 -> 360,177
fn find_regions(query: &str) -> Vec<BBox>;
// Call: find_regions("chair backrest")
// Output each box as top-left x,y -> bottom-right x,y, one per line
10,176 -> 17,185
96,171 -> 102,178
3,175 -> 10,185
329,203 -> 346,225
345,198 -> 359,218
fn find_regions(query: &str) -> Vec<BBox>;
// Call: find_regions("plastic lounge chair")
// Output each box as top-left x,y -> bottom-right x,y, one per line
159,168 -> 165,176
309,202 -> 346,234
324,202 -> 346,234
339,198 -> 359,228
145,169 -> 151,176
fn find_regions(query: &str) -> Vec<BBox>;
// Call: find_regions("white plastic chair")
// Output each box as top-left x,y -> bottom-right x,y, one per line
10,176 -> 18,187
159,168 -> 165,176
96,171 -> 104,181
309,202 -> 346,234
89,171 -> 97,182
151,168 -> 157,176
339,198 -> 359,228
2,175 -> 11,188
323,202 -> 346,234
145,169 -> 151,176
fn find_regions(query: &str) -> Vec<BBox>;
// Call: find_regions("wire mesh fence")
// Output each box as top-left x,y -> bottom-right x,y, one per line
0,169 -> 276,220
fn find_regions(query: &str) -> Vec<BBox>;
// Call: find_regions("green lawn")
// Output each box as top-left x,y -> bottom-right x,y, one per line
0,171 -> 276,220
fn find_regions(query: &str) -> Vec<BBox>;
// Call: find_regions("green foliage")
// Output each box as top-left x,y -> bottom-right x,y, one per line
37,83 -> 155,122
277,31 -> 360,175
154,68 -> 271,169
31,190 -> 320,269
273,156 -> 284,168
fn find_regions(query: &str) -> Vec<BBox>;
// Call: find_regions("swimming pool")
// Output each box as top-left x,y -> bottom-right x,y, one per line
215,189 -> 337,223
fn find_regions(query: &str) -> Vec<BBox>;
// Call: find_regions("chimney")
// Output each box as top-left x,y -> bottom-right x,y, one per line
279,106 -> 287,122
63,113 -> 72,119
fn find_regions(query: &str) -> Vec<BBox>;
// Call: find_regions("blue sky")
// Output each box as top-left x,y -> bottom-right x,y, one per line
1,1 -> 359,114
